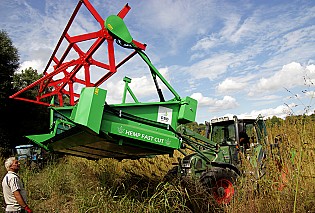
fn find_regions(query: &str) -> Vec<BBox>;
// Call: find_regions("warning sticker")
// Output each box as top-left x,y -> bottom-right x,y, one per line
157,106 -> 172,125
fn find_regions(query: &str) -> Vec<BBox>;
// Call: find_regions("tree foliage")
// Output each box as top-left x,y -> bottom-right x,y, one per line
0,31 -> 48,154
0,30 -> 19,152
0,30 -> 19,107
184,122 -> 207,136
9,68 -> 49,150
12,67 -> 43,98
266,115 -> 283,127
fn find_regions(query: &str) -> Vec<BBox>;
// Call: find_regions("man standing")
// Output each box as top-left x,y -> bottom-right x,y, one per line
2,157 -> 33,213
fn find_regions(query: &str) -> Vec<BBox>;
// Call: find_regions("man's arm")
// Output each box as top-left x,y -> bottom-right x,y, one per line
13,190 -> 32,212
8,175 -> 33,213
13,190 -> 27,208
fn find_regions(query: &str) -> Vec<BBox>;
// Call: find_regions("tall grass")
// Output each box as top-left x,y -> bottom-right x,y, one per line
225,115 -> 315,213
0,115 -> 314,212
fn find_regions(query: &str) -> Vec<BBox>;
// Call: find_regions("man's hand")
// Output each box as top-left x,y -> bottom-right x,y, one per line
24,205 -> 33,213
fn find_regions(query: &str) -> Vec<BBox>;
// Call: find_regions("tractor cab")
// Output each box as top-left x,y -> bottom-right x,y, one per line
208,115 -> 268,175
210,115 -> 268,149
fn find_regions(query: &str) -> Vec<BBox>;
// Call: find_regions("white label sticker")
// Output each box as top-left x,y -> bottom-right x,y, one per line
157,106 -> 172,125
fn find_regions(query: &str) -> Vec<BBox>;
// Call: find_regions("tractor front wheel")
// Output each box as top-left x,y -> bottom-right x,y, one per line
163,166 -> 179,182
200,167 -> 238,204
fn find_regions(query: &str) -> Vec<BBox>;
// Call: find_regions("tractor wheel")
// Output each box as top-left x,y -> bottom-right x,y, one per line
200,167 -> 238,204
163,166 -> 179,182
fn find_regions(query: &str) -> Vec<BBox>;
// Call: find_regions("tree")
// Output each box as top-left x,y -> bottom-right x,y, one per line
10,68 -> 49,148
12,67 -> 43,98
0,30 -> 19,108
0,31 -> 49,154
0,30 -> 19,153
269,115 -> 283,127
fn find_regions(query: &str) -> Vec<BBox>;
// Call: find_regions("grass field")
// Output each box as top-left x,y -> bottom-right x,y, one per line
0,115 -> 314,212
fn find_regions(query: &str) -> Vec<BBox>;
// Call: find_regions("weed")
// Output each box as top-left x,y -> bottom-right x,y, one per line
0,115 -> 314,212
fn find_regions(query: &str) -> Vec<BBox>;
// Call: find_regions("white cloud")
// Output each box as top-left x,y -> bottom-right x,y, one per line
129,76 -> 157,98
249,94 -> 281,101
253,62 -> 306,93
214,96 -> 239,111
186,53 -> 235,80
229,17 -> 255,43
303,91 -> 315,99
307,64 -> 315,74
136,0 -> 217,43
103,67 -> 172,103
216,78 -> 247,94
18,60 -> 44,73
190,52 -> 206,61
191,93 -> 239,112
248,105 -> 290,119
191,34 -> 219,51
208,104 -> 293,121
102,80 -> 125,103
220,13 -> 241,39
277,25 -> 315,54
191,93 -> 215,106
220,13 -> 256,43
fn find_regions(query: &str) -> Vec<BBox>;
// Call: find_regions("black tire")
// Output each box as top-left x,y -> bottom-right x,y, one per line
200,167 -> 238,204
163,166 -> 179,182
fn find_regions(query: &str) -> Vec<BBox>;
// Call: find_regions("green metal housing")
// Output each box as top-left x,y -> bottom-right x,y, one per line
27,86 -> 197,160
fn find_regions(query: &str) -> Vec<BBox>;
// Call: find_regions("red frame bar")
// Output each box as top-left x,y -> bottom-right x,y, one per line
10,0 -> 146,107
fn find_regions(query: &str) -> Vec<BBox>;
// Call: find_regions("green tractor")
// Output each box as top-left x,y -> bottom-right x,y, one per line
174,115 -> 268,204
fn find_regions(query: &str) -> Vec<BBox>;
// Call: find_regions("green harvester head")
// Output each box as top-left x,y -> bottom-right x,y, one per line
26,9 -> 198,160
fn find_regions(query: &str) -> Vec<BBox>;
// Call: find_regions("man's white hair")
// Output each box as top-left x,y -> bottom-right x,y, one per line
4,157 -> 17,171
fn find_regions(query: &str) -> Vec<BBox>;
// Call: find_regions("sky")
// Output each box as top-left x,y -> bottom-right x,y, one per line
1,0 -> 315,123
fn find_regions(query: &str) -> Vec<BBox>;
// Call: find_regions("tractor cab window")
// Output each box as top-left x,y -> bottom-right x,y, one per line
211,123 -> 236,145
243,123 -> 258,147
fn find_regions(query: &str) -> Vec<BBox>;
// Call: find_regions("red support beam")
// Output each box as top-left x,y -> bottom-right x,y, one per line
10,0 -> 146,107
43,0 -> 83,75
117,4 -> 131,19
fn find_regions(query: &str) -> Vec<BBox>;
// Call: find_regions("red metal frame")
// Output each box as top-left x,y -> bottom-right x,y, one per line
10,0 -> 146,106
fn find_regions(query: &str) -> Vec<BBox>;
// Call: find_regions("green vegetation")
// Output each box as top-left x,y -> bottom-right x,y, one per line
0,30 -> 20,152
0,115 -> 313,212
0,31 -> 49,153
